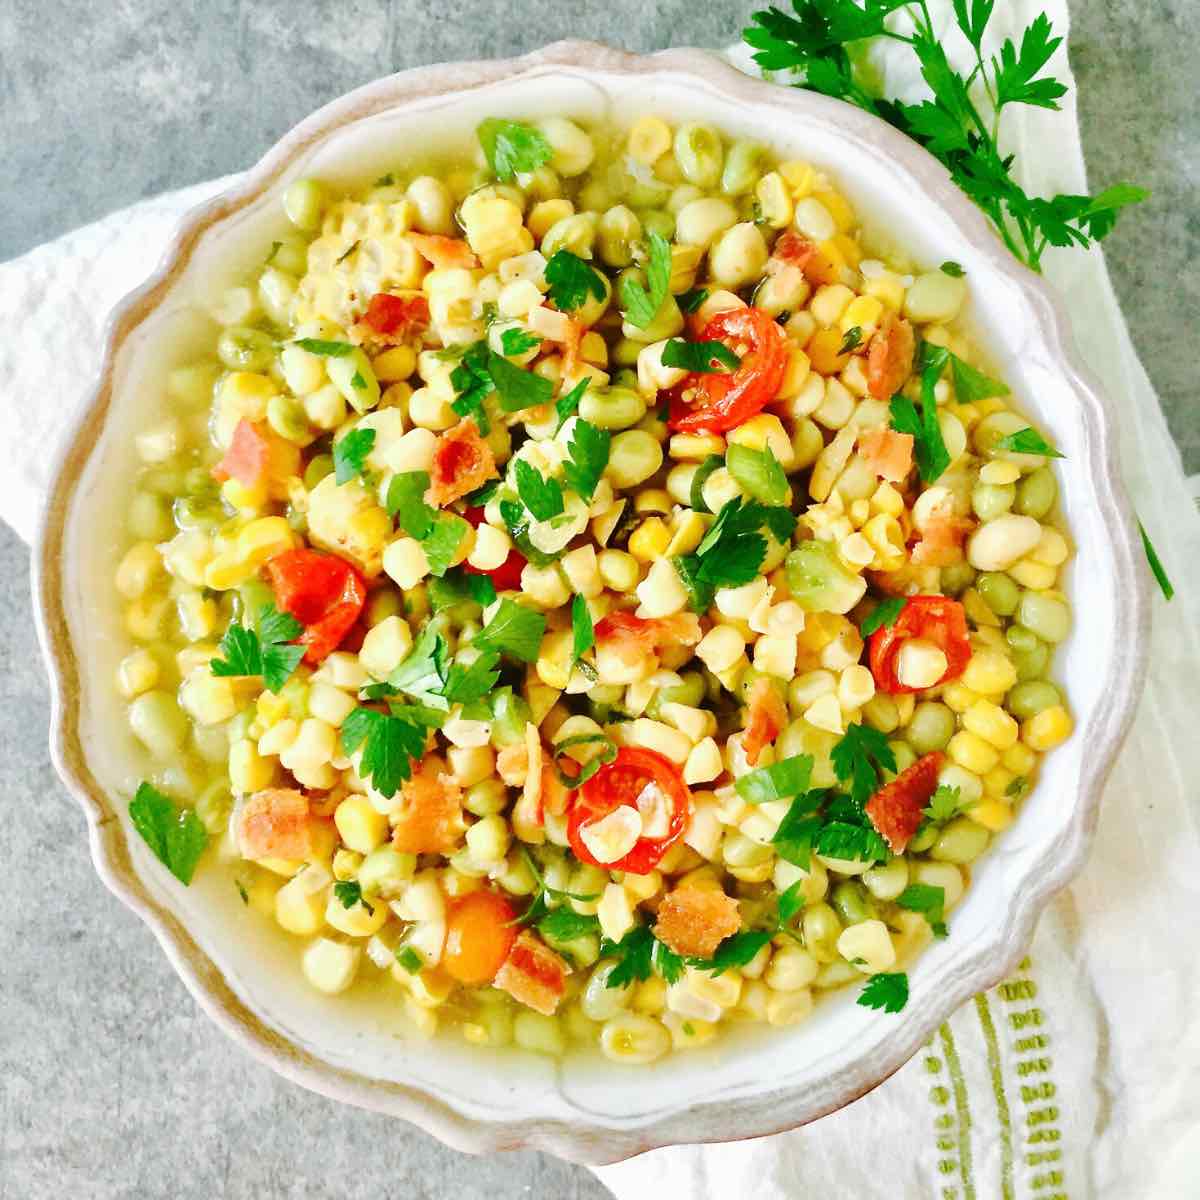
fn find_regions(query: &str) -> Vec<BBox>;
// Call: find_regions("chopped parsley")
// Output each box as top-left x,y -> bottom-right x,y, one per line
562,417 -> 611,502
395,945 -> 424,974
544,249 -> 607,312
619,230 -> 672,328
661,338 -> 740,374
922,784 -> 963,824
333,879 -> 374,915
1005,775 -> 1029,799
600,925 -> 684,988
1139,521 -> 1174,601
725,444 -> 789,506
554,377 -> 589,431
538,907 -> 601,944
831,723 -> 898,808
340,703 -> 442,798
385,471 -> 436,538
333,427 -> 375,485
736,754 -> 814,806
487,350 -> 555,413
940,261 -> 965,277
500,327 -> 541,357
128,782 -> 208,886
677,286 -> 709,314
571,593 -> 595,663
995,427 -> 1064,458
857,971 -> 909,1014
292,338 -> 354,357
440,651 -> 502,706
859,596 -> 906,637
421,513 -> 471,578
513,846 -> 600,927
514,458 -> 565,521
838,325 -> 864,354
473,597 -> 547,664
210,603 -> 305,694
477,117 -> 554,182
896,883 -> 947,938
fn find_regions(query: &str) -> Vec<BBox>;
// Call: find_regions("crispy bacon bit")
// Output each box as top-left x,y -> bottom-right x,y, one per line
212,419 -> 270,488
427,417 -> 497,507
653,887 -> 742,959
910,515 -> 975,567
593,611 -> 702,668
356,292 -> 430,343
493,930 -> 569,1015
866,751 -> 945,854
407,233 -> 479,270
743,676 -> 788,767
867,314 -> 916,401
560,316 -> 584,382
769,230 -> 841,286
858,427 -> 914,483
236,788 -> 315,862
389,757 -> 465,854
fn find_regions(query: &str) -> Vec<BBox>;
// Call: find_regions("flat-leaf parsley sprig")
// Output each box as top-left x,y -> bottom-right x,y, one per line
743,2 -> 1147,273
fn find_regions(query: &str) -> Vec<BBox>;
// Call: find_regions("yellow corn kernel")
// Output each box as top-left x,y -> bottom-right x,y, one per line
628,115 -> 672,164
579,331 -> 608,366
633,488 -> 673,515
669,433 -> 725,461
805,327 -> 851,376
962,649 -> 1018,696
839,294 -> 884,337
256,690 -> 290,725
536,629 -> 574,691
632,976 -> 668,1015
727,413 -> 794,467
666,510 -> 707,557
230,738 -> 277,793
969,799 -> 1015,832
813,189 -> 855,234
869,482 -> 904,518
829,234 -> 862,270
597,548 -> 639,592
848,498 -> 870,529
221,477 -> 268,512
1022,705 -> 1073,752
629,517 -> 671,562
947,729 -> 1000,775
372,344 -> 416,383
961,587 -> 1001,628
116,649 -> 160,699
528,198 -> 574,240
1009,559 -> 1057,590
962,699 -> 1019,750
755,171 -> 793,229
335,794 -> 389,854
1003,742 -> 1036,776
325,891 -> 389,937
983,765 -> 1016,797
862,513 -> 905,569
274,869 -> 330,936
777,160 -> 817,199
862,271 -> 906,311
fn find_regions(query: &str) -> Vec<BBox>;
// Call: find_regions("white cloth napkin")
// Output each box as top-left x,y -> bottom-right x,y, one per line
3,6 -> 1197,1197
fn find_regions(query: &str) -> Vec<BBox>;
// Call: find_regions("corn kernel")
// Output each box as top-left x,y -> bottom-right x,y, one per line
962,649 -> 1018,696
947,729 -> 1000,775
778,160 -> 817,198
633,488 -> 673,515
942,681 -> 980,713
669,433 -> 725,461
628,517 -> 671,562
1003,742 -> 1036,776
969,799 -> 1015,832
839,294 -> 884,337
726,414 -> 793,465
230,738 -> 277,793
1022,705 -> 1073,752
962,699 -> 1019,750
116,649 -> 159,699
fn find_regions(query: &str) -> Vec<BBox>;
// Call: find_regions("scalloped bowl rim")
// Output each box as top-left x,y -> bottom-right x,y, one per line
32,40 -> 1148,1165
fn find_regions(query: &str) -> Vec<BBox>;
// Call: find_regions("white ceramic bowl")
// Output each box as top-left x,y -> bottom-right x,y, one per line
33,41 -> 1148,1164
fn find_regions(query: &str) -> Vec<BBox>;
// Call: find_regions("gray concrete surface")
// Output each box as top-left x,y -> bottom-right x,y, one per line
0,3 -> 1194,1198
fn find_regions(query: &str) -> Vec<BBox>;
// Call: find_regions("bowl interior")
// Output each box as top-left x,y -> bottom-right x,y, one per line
51,48 -> 1134,1159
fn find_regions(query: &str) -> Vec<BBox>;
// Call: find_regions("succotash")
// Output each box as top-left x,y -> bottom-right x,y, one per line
114,113 -> 1074,1062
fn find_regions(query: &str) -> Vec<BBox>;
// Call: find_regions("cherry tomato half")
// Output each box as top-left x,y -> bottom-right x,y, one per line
442,890 -> 517,985
360,291 -> 430,339
264,548 -> 367,665
567,747 -> 690,875
865,751 -> 945,854
668,306 -> 788,435
463,506 -> 527,591
868,595 -> 971,695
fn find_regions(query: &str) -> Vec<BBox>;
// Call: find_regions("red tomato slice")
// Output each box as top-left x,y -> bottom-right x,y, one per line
264,548 -> 367,665
668,306 -> 788,434
360,292 -> 430,339
462,506 -> 527,591
866,751 -> 945,853
567,747 -> 690,875
593,611 -> 703,666
212,419 -> 270,488
868,595 -> 971,694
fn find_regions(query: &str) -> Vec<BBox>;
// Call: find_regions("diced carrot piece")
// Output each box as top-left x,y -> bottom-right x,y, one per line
866,751 -> 945,853
390,757 -> 465,855
867,314 -> 916,400
910,515 -> 975,566
743,677 -> 788,767
653,887 -> 742,959
493,930 -> 569,1015
236,788 -> 315,861
407,233 -> 479,270
427,418 -> 497,507
212,419 -> 270,488
858,428 -> 914,483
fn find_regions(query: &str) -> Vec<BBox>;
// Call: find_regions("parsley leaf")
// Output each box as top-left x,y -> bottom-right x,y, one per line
441,651 -> 502,706
211,603 -> 305,694
450,341 -> 495,434
688,879 -> 808,975
995,427 -> 1064,458
831,723 -> 897,808
293,338 -> 354,357
340,703 -> 440,798
923,784 -> 963,824
500,327 -> 541,357
514,458 -> 565,521
678,287 -> 709,314
676,497 -> 791,595
538,908 -> 601,944
544,250 -> 607,312
601,925 -> 656,989
562,418 -> 611,501
771,793 -> 825,871
477,118 -> 554,182
333,879 -> 374,915
421,513 -> 471,578
474,597 -> 546,664
857,971 -> 909,1014
947,352 -> 1009,402
333,427 -> 376,485
814,819 -> 890,864
661,338 -> 740,374
940,260 -> 965,277
860,596 -> 906,637
571,593 -> 595,668
554,377 -> 589,431
128,782 -> 208,885
487,350 -> 555,413
1138,520 -> 1174,602
395,945 -> 424,974
838,325 -> 863,355
387,624 -> 450,708
1005,775 -> 1029,799
619,231 -> 672,328
890,345 -> 951,484
736,754 -> 814,805
992,13 -> 1068,111
896,883 -> 947,938
385,471 -> 436,538
498,499 -> 561,568
725,444 -> 790,506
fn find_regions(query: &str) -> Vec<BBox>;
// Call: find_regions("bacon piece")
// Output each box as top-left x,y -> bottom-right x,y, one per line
653,887 -> 742,959
493,930 -> 569,1015
236,788 -> 315,862
593,611 -> 702,668
769,230 -> 842,286
427,418 -> 497,507
212,419 -> 270,488
866,751 -> 945,854
867,314 -> 916,401
858,428 -> 914,483
743,676 -> 788,767
407,233 -> 479,270
355,292 -> 430,343
389,757 -> 465,855
910,515 -> 975,567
